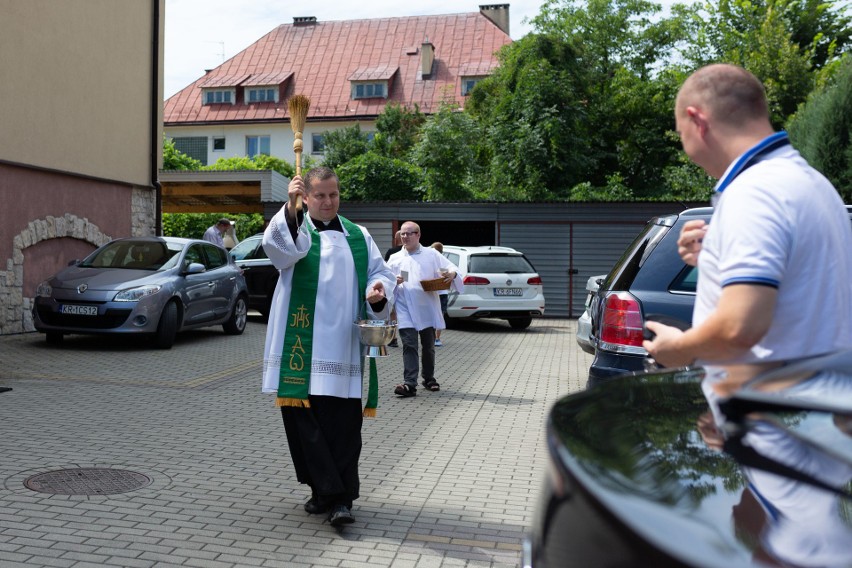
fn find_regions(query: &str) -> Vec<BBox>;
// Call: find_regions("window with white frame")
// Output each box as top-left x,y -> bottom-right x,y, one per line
352,82 -> 387,99
203,89 -> 235,104
246,135 -> 270,158
212,137 -> 226,151
461,77 -> 482,96
172,137 -> 208,166
311,133 -> 325,154
247,87 -> 278,103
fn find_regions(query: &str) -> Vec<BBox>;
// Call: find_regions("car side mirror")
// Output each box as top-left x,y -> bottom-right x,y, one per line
185,262 -> 206,274
67,259 -> 81,266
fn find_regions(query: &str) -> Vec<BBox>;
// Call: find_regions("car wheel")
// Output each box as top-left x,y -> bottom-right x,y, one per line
45,332 -> 64,344
508,316 -> 532,330
153,301 -> 178,349
223,295 -> 248,335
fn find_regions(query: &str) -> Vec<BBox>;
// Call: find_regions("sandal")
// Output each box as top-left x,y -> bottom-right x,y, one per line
421,379 -> 440,392
394,383 -> 416,397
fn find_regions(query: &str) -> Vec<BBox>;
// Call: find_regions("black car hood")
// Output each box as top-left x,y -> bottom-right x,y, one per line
549,368 -> 852,567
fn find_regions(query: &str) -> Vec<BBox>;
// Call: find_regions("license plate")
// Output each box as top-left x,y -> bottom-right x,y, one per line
494,288 -> 522,297
60,304 -> 98,316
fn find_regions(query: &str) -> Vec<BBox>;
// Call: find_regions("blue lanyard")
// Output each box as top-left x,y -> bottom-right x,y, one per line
711,132 -> 791,206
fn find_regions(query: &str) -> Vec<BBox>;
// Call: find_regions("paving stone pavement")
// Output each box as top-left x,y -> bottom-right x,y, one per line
0,317 -> 593,568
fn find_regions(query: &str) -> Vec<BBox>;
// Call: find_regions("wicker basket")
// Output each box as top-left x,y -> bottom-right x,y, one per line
420,277 -> 452,292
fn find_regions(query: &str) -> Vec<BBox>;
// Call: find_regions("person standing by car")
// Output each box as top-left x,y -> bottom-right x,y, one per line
644,63 -> 852,391
261,167 -> 395,526
430,242 -> 449,347
384,230 -> 404,347
387,222 -> 462,396
202,218 -> 231,247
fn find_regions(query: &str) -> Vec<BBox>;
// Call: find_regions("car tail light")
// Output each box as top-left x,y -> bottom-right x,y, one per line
464,275 -> 490,285
599,292 -> 647,355
527,276 -> 542,285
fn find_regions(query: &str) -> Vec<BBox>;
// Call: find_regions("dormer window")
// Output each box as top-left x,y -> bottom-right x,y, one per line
348,67 -> 398,101
247,87 -> 278,103
203,89 -> 235,105
461,77 -> 483,96
352,82 -> 387,99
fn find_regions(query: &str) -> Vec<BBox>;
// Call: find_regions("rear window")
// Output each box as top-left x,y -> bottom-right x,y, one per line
669,265 -> 698,293
468,254 -> 535,274
602,222 -> 671,291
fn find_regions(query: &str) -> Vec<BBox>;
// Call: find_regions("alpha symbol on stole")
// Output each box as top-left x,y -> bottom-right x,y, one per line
289,335 -> 306,371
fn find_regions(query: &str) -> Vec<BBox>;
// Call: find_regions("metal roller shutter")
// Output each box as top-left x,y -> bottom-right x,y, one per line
570,223 -> 645,315
498,222 -> 571,317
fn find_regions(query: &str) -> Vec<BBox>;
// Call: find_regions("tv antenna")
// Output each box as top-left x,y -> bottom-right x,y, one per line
205,41 -> 225,63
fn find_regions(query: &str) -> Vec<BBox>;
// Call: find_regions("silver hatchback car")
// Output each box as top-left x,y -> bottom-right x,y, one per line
33,237 -> 248,348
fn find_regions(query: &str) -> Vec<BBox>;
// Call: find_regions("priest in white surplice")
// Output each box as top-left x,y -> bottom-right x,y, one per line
261,167 -> 395,527
387,221 -> 462,397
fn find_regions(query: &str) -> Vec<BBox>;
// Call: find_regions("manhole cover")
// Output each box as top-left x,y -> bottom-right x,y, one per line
24,468 -> 152,495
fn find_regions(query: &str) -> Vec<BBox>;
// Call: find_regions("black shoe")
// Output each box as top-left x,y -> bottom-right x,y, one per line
328,504 -> 355,526
304,495 -> 328,515
388,339 -> 398,347
394,383 -> 416,397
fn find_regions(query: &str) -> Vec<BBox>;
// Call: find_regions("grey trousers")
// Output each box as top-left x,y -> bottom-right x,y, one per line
399,327 -> 435,387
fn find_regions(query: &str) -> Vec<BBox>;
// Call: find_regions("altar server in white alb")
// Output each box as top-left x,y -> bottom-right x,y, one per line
387,221 -> 462,397
261,167 -> 395,527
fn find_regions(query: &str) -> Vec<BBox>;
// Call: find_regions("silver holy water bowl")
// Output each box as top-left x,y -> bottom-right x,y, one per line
354,319 -> 397,357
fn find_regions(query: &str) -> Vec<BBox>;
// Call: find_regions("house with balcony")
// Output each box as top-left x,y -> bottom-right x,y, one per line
163,5 -> 512,166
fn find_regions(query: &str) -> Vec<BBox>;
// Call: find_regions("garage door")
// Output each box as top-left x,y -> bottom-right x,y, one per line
498,222 -> 571,317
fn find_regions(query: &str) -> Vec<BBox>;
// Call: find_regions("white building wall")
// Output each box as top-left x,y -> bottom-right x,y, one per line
165,120 -> 378,167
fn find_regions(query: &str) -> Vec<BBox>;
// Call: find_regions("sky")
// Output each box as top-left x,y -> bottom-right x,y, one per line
163,0 -> 549,99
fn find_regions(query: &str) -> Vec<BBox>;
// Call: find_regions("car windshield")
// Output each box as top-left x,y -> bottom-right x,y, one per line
468,254 -> 535,274
79,240 -> 183,270
229,237 -> 266,261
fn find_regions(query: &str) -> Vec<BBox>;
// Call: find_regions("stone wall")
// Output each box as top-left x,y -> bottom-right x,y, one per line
131,187 -> 157,237
1,215 -> 111,334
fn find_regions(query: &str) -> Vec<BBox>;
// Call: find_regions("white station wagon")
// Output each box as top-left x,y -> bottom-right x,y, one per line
441,245 -> 545,330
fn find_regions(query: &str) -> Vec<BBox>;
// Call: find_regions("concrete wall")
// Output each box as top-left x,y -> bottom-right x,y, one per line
0,0 -> 163,185
0,0 -> 163,334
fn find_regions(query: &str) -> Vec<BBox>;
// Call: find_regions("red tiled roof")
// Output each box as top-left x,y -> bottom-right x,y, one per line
458,62 -> 497,77
348,66 -> 399,82
242,71 -> 294,86
164,11 -> 511,125
197,73 -> 251,88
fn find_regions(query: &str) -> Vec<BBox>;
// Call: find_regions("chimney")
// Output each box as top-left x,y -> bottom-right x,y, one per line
480,4 -> 510,36
293,16 -> 317,26
421,38 -> 435,78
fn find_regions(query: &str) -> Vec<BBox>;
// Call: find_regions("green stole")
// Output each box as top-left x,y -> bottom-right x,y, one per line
275,214 -> 379,417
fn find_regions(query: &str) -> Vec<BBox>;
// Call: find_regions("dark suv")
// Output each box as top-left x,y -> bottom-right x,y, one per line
587,205 -> 852,387
586,208 -> 711,387
228,234 -> 278,319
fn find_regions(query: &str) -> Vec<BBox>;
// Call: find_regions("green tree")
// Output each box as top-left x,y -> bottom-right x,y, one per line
337,152 -> 424,201
372,103 -> 426,159
514,0 -> 693,198
163,136 -> 202,170
409,103 -> 484,201
677,0 -> 851,127
202,154 -> 298,178
788,55 -> 852,201
321,124 -> 371,170
161,213 -> 264,240
467,33 -> 594,200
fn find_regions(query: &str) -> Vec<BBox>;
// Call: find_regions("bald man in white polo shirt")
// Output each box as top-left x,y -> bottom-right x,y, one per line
644,64 -> 852,391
